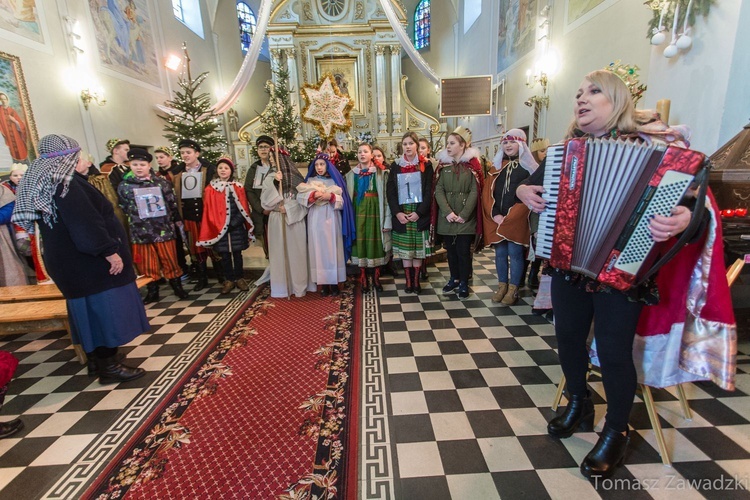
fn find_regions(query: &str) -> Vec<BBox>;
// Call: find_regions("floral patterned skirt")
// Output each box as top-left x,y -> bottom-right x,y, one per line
392,203 -> 432,260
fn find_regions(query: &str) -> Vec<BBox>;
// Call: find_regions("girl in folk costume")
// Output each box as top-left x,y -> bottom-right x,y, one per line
386,132 -> 434,294
298,153 -> 354,296
372,145 -> 388,169
434,131 -> 483,299
517,70 -> 735,479
372,144 -> 400,279
0,182 -> 29,286
197,157 -> 255,294
346,143 -> 392,292
482,129 -> 537,306
260,146 -> 315,298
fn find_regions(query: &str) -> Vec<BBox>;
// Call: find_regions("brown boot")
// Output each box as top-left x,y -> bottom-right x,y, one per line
492,283 -> 508,303
236,278 -> 250,291
501,284 -> 519,306
221,281 -> 236,294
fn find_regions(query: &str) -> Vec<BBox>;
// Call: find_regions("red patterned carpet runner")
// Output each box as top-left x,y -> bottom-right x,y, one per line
85,282 -> 360,499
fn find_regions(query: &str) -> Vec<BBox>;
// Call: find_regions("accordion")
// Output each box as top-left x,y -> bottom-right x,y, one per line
535,137 -> 706,291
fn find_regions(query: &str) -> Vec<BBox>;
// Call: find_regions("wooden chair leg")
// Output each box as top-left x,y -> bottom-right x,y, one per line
552,374 -> 566,411
641,384 -> 671,466
62,319 -> 87,365
676,383 -> 693,420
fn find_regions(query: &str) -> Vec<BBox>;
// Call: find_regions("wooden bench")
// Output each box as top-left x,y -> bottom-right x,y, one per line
0,277 -> 154,364
0,276 -> 153,303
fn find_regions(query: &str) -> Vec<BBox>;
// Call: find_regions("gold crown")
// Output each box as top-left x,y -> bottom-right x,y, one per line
154,145 -> 176,157
605,60 -> 647,105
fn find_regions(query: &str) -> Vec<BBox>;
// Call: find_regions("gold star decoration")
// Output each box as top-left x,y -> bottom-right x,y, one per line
300,73 -> 354,139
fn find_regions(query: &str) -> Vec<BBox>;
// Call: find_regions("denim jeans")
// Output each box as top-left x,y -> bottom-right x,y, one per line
494,241 -> 524,285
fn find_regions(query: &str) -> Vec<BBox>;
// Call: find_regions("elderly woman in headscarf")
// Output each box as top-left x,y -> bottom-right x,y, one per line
260,145 -> 315,298
12,134 -> 149,384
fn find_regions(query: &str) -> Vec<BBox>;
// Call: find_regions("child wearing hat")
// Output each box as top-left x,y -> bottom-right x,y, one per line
173,138 -> 222,290
101,138 -> 131,189
481,128 -> 538,305
117,148 -> 189,303
197,157 -> 254,294
243,135 -> 274,258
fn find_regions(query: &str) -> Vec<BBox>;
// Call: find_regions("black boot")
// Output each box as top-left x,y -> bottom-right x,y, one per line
387,258 -> 399,278
529,259 -> 542,289
96,356 -> 146,384
0,418 -> 23,439
169,278 -> 189,299
547,391 -> 595,438
580,426 -> 630,480
212,257 -> 225,284
193,262 -> 208,292
143,282 -> 160,304
420,265 -> 428,281
321,284 -> 330,297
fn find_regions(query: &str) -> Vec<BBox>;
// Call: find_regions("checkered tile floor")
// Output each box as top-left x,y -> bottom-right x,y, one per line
363,250 -> 750,499
0,250 -> 748,499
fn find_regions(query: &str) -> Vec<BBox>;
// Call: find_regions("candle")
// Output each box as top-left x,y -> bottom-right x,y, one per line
656,99 -> 671,124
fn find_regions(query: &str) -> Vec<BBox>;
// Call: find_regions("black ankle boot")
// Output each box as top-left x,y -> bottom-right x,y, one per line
580,426 -> 630,480
143,282 -> 160,304
547,391 -> 595,438
0,418 -> 23,439
321,284 -> 330,297
193,262 -> 208,292
169,278 -> 189,299
96,356 -> 146,384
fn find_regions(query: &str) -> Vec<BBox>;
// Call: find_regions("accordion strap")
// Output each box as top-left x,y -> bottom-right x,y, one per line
637,159 -> 711,286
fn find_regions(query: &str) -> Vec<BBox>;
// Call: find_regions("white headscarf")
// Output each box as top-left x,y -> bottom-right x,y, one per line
492,128 -> 538,174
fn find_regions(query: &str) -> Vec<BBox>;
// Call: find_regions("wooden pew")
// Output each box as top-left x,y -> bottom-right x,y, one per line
0,277 -> 154,364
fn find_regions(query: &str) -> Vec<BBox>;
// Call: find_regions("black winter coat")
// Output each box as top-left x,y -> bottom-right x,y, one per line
39,173 -> 136,299
386,161 -> 434,233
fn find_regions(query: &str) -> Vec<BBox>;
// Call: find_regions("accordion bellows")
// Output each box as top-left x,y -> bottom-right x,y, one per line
536,137 -> 706,291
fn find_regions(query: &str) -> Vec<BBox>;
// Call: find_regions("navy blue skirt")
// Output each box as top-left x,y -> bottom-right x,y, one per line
66,282 -> 150,353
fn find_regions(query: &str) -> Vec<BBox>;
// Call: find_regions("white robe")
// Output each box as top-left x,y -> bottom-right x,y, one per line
260,173 -> 315,298
297,177 -> 346,285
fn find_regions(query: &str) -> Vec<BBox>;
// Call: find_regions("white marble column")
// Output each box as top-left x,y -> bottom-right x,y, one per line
285,47 -> 302,134
375,45 -> 388,135
389,44 -> 402,134
270,48 -> 282,83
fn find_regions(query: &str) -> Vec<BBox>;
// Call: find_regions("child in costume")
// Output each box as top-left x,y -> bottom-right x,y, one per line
297,153 -> 354,296
197,157 -> 255,294
117,148 -> 189,303
482,129 -> 538,305
346,143 -> 391,291
261,146 -> 315,298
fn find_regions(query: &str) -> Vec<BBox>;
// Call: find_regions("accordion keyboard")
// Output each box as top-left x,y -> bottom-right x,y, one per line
535,144 -> 565,259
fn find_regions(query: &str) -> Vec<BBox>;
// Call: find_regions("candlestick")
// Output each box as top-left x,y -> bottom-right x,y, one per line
656,99 -> 671,125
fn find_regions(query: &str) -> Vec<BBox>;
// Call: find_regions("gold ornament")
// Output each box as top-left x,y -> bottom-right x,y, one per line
605,60 -> 647,106
300,72 -> 353,139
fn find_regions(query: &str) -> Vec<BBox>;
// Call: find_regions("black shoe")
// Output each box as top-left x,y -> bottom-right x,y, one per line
0,418 -> 23,439
457,281 -> 469,300
193,263 -> 208,292
143,282 -> 159,304
321,285 -> 330,297
169,278 -> 189,299
547,391 -> 595,438
580,426 -> 630,480
96,357 -> 146,384
420,267 -> 428,281
442,278 -> 459,294
331,285 -> 340,297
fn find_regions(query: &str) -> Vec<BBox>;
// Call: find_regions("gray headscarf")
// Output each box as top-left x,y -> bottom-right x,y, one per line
12,134 -> 81,232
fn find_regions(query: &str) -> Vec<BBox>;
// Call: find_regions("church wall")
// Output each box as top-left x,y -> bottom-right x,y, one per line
0,0 -> 265,165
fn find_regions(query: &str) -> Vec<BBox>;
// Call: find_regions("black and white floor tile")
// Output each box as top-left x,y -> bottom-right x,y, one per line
0,249 -> 747,499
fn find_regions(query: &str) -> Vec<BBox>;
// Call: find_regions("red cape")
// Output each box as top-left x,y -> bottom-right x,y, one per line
198,183 -> 254,246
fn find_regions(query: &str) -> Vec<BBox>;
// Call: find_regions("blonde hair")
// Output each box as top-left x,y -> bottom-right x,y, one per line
565,70 -> 649,139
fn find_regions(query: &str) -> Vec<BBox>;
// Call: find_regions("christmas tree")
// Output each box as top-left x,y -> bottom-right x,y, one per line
160,71 -> 227,164
260,66 -> 301,149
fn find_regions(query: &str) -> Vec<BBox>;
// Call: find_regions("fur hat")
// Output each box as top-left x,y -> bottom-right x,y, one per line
10,163 -> 27,174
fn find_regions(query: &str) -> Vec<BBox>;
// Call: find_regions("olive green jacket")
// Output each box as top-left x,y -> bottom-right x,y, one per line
434,150 -> 479,236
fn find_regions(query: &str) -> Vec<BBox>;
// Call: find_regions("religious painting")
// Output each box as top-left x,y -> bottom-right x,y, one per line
497,0 -> 538,74
86,0 -> 161,89
564,0 -> 618,33
0,51 -> 38,173
316,57 -> 360,114
0,0 -> 49,49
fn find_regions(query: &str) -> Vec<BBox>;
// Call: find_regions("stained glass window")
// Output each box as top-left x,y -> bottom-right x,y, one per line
237,2 -> 257,55
414,0 -> 430,50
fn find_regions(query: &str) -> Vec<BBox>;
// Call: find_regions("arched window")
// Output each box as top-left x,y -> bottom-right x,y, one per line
414,0 -> 430,50
236,2 -> 257,55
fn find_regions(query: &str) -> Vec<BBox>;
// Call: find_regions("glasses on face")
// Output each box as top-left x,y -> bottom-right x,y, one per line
257,145 -> 270,150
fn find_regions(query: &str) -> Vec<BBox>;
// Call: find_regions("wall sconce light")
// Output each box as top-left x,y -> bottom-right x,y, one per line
81,88 -> 106,110
525,70 -> 549,94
